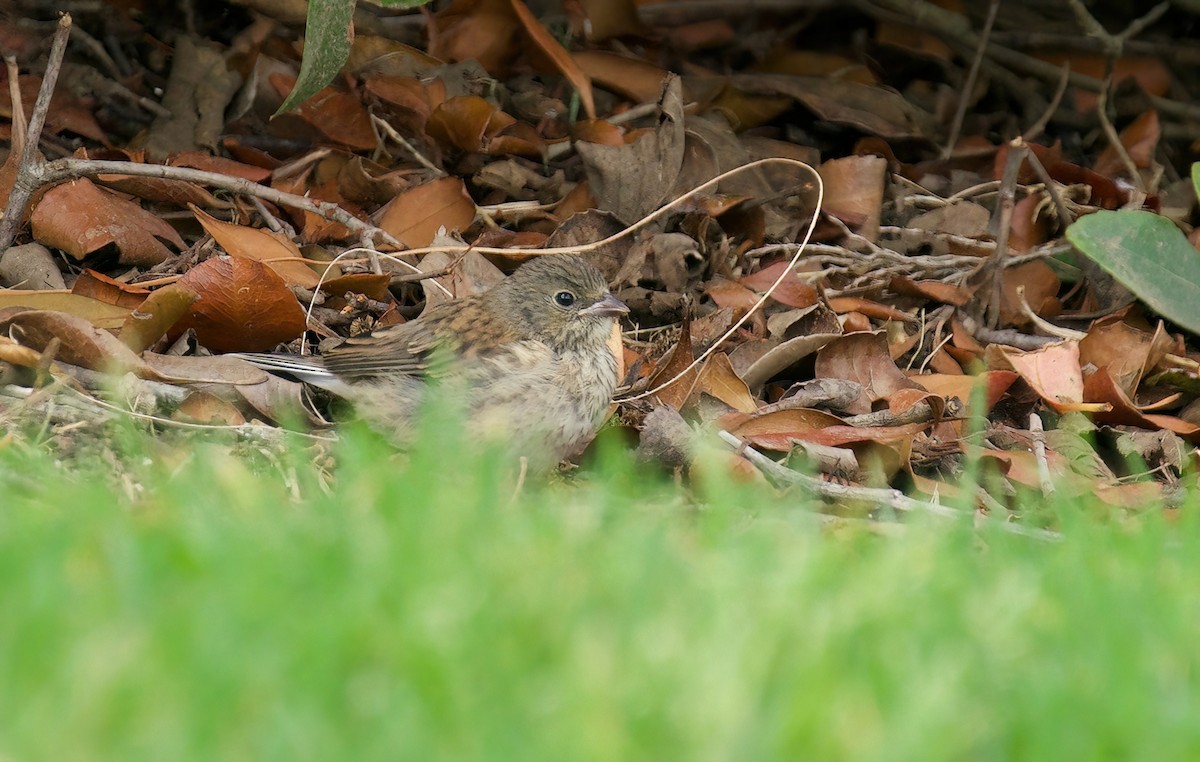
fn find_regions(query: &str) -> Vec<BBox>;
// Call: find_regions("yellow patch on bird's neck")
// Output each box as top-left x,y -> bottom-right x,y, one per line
608,322 -> 625,381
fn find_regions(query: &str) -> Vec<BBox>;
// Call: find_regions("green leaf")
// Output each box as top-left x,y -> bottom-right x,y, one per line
274,0 -> 357,117
1191,161 -> 1200,204
1065,209 -> 1200,334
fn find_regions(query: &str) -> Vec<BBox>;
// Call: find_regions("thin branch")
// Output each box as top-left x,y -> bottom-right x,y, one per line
942,0 -> 1001,159
0,14 -> 72,253
718,430 -> 1062,541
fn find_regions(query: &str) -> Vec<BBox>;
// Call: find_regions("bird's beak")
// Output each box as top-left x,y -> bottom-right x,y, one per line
579,293 -> 629,318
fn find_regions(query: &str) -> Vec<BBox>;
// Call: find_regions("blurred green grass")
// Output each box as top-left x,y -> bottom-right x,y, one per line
1,423 -> 1199,761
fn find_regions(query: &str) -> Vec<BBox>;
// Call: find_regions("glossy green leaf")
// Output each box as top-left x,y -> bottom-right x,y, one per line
274,0 -> 356,116
274,0 -> 434,116
1065,209 -> 1200,334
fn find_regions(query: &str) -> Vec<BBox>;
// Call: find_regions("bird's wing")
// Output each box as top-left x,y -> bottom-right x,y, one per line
321,298 -> 527,383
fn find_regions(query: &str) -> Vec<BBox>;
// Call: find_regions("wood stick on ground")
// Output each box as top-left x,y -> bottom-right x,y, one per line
718,429 -> 1063,541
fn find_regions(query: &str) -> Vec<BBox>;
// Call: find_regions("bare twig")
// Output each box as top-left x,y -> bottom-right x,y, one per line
1021,62 -> 1070,143
371,115 -> 445,176
942,0 -> 1001,159
0,14 -> 72,253
1021,149 -> 1074,231
719,429 -> 1062,541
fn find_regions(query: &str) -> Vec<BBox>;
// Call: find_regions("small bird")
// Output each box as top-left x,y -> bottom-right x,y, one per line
239,254 -> 628,470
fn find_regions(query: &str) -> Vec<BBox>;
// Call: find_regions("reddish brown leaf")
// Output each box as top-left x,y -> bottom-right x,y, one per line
71,270 -> 150,310
818,155 -> 887,239
1078,317 -> 1172,398
648,316 -> 699,410
576,0 -> 646,40
912,371 -> 1018,412
826,297 -> 915,323
573,50 -> 669,106
31,179 -> 183,266
706,279 -> 760,310
890,277 -> 971,307
269,76 -> 377,151
174,391 -> 247,426
175,257 -> 307,353
740,261 -> 819,309
429,0 -> 522,74
1085,367 -> 1200,440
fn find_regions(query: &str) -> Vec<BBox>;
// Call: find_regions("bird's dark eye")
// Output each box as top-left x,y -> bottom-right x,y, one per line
554,291 -> 576,307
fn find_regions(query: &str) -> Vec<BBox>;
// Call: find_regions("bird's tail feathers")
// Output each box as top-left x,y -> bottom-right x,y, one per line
227,353 -> 351,395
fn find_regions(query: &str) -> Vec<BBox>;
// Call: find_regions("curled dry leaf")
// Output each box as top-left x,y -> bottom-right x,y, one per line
740,332 -> 841,393
1085,367 -> 1200,440
647,315 -> 698,410
990,340 -> 1088,413
1078,318 -> 1172,398
30,178 -> 184,266
71,270 -> 150,309
817,155 -> 887,240
0,243 -> 66,290
192,206 -> 322,289
174,256 -> 307,353
426,95 -> 544,157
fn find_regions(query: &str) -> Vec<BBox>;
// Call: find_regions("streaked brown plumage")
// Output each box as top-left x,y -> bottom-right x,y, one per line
240,254 -> 628,469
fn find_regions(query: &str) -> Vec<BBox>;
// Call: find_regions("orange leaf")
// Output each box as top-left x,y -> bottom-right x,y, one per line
192,206 -> 322,289
376,177 -> 477,249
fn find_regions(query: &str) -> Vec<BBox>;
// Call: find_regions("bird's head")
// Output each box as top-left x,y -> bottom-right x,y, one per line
491,254 -> 628,351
